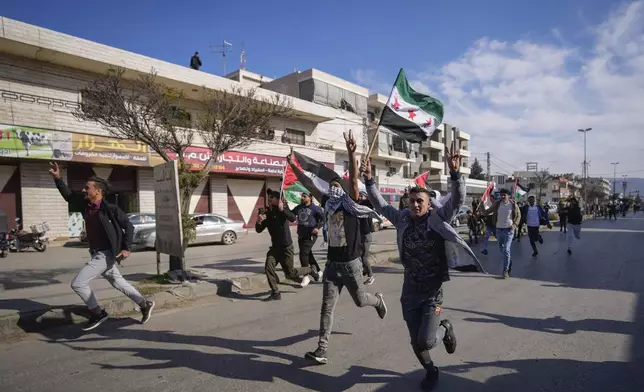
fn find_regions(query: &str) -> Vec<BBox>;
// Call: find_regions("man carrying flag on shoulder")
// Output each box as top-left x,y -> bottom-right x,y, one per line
286,131 -> 388,366
362,144 -> 485,391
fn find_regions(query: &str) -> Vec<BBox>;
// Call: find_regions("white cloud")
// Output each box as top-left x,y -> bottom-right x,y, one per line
353,1 -> 644,178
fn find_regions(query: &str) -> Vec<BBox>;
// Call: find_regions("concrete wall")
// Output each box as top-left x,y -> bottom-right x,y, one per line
20,161 -> 69,238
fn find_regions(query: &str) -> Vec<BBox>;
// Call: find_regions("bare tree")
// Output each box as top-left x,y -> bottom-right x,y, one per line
533,170 -> 552,203
75,68 -> 293,271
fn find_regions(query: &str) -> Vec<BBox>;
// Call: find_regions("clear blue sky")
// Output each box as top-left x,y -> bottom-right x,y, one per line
1,0 -> 612,81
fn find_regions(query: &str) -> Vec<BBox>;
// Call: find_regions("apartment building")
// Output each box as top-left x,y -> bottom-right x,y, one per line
587,177 -> 612,201
0,17 -> 361,239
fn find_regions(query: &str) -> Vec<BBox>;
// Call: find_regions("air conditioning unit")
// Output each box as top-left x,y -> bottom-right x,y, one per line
385,160 -> 392,166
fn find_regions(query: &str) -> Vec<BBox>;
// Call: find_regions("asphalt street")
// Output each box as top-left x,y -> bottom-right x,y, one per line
1,216 -> 643,391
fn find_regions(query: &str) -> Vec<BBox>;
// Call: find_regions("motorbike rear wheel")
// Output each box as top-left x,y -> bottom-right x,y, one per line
34,243 -> 47,252
0,250 -> 7,258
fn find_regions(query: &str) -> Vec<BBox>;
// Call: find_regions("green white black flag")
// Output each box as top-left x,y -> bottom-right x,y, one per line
380,69 -> 444,143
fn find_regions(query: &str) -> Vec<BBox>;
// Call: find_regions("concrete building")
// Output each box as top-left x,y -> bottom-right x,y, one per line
0,17 -> 361,239
587,177 -> 612,201
225,69 -> 273,88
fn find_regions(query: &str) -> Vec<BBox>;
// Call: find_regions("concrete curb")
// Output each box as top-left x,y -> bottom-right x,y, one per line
0,248 -> 400,341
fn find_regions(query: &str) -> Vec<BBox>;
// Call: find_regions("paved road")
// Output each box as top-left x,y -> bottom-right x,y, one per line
1,216 -> 643,391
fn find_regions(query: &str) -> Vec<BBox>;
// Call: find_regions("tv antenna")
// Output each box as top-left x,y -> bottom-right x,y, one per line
210,40 -> 233,76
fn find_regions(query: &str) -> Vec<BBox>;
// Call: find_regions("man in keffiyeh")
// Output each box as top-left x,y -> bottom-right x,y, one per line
286,130 -> 388,366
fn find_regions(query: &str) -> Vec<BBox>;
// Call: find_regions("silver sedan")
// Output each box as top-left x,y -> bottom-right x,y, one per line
132,213 -> 248,250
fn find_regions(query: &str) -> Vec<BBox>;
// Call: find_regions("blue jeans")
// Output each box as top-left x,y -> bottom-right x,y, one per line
496,228 -> 514,271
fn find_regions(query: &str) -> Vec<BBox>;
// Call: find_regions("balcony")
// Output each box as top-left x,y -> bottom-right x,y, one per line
420,160 -> 444,171
459,148 -> 471,157
426,140 -> 444,151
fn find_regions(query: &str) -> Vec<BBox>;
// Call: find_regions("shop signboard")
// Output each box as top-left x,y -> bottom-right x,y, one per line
71,133 -> 152,166
164,147 -> 288,177
154,160 -> 184,259
0,124 -> 73,161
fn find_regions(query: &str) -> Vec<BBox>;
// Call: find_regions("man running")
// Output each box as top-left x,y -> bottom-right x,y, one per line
480,195 -> 497,256
567,197 -> 583,255
255,189 -> 301,301
363,145 -> 485,391
288,131 -> 387,365
522,195 -> 552,257
480,189 -> 521,278
292,192 -> 324,287
358,190 -> 376,285
558,200 -> 569,233
49,162 -> 154,331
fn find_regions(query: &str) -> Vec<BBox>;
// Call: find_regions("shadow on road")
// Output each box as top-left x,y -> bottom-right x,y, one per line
0,299 -> 91,335
0,268 -> 78,290
53,326 -> 404,391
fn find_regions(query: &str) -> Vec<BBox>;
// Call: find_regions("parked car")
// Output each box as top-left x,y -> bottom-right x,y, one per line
80,213 -> 156,243
132,213 -> 248,250
372,214 -> 393,232
451,206 -> 472,228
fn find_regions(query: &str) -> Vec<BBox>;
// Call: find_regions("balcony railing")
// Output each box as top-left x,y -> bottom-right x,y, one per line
257,131 -> 333,151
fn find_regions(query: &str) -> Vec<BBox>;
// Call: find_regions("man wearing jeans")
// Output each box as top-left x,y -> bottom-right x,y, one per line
364,145 -> 485,391
292,192 -> 324,287
287,130 -> 387,365
49,162 -> 154,331
481,189 -> 521,279
358,191 -> 376,285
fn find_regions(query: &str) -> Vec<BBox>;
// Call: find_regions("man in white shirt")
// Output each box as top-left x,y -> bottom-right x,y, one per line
521,196 -> 552,257
481,189 -> 521,279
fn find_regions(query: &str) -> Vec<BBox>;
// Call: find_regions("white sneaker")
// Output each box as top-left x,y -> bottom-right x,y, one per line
300,276 -> 311,287
317,270 -> 324,281
320,242 -> 328,248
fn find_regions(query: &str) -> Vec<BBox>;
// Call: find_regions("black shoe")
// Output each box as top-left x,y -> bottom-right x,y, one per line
81,309 -> 109,331
310,264 -> 321,282
441,319 -> 457,354
375,293 -> 387,319
305,347 -> 328,364
262,292 -> 282,301
140,300 -> 155,324
420,366 -> 439,391
567,249 -> 572,255
481,249 -> 488,255
532,251 -> 538,257
538,236 -> 544,244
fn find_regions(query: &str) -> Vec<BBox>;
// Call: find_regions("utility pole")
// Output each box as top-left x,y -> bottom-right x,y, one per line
578,128 -> 591,206
486,152 -> 491,186
611,162 -> 619,197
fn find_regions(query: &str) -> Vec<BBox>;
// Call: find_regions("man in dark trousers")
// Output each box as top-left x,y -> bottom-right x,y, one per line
292,192 -> 324,287
399,188 -> 410,210
558,200 -> 569,233
363,145 -> 485,391
48,162 -> 154,331
255,189 -> 300,301
358,190 -> 377,285
522,195 -> 552,257
190,51 -> 202,70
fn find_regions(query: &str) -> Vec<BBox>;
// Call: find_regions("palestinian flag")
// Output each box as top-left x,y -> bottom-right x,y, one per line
514,180 -> 528,200
415,171 -> 430,189
380,69 -> 445,143
281,151 -> 344,208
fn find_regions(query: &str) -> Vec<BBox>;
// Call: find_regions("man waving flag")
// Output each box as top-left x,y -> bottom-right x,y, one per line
380,69 -> 445,143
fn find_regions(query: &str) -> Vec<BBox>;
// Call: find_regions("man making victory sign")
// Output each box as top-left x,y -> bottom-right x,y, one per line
362,144 -> 485,391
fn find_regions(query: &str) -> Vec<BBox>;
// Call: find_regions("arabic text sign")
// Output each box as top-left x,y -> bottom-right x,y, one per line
169,148 -> 288,177
72,133 -> 151,166
154,160 -> 184,258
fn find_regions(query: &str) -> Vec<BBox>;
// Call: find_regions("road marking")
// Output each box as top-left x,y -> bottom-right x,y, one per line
582,228 -> 644,233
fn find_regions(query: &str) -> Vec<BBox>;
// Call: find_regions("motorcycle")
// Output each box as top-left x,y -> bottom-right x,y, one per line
9,218 -> 50,253
0,209 -> 9,258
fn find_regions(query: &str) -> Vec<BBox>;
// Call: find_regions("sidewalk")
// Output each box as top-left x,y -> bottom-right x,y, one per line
0,241 -> 400,341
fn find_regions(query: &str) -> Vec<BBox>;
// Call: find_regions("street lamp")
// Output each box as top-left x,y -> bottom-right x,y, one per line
578,128 -> 591,206
611,162 -> 619,197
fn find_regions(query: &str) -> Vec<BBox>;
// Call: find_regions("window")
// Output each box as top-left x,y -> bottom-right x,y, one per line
203,215 -> 223,224
368,111 -> 376,122
343,161 -> 349,173
430,152 -> 440,161
129,214 -> 156,224
391,135 -> 406,153
284,129 -> 305,146
169,106 -> 192,123
423,154 -> 428,162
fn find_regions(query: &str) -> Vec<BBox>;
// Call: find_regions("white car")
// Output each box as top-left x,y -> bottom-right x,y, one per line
373,214 -> 393,231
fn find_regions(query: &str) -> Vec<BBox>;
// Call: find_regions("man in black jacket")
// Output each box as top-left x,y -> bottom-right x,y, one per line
566,197 -> 583,255
49,162 -> 154,331
190,51 -> 202,70
256,189 -> 300,301
399,188 -> 410,210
